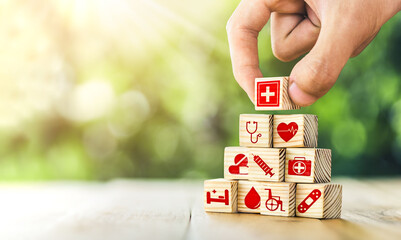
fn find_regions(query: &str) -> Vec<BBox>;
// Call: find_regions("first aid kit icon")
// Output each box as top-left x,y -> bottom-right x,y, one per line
288,157 -> 311,176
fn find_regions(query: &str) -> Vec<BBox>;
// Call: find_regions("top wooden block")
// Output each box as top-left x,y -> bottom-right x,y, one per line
254,77 -> 300,111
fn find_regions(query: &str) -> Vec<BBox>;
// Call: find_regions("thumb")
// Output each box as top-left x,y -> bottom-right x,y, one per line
288,28 -> 353,106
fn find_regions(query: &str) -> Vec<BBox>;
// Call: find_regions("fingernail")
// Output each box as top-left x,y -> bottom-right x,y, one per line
289,82 -> 318,107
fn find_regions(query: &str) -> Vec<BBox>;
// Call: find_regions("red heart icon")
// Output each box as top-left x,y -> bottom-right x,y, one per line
228,154 -> 248,175
277,122 -> 298,142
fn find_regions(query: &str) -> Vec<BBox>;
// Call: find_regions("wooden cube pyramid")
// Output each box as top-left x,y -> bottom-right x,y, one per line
204,76 -> 342,220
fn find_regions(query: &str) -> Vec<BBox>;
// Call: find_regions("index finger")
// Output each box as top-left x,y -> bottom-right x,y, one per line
226,0 -> 271,101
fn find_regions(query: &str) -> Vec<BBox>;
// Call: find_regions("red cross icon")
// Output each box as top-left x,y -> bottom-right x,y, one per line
256,80 -> 280,107
293,161 -> 306,174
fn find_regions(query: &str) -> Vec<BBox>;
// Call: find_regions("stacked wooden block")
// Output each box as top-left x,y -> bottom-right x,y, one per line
204,77 -> 342,219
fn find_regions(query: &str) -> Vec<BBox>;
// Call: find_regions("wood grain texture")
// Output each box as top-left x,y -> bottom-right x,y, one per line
296,183 -> 342,219
323,184 -> 342,219
204,179 -> 238,213
273,114 -> 318,148
224,147 -> 249,180
238,181 -> 261,213
285,148 -> 331,183
239,114 -> 273,148
248,148 -> 285,182
260,182 -> 296,217
304,115 -> 318,147
254,77 -> 300,111
314,149 -> 332,183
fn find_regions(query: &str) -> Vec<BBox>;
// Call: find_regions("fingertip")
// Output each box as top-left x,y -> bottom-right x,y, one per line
233,68 -> 261,105
288,81 -> 318,107
241,76 -> 255,105
248,90 -> 255,105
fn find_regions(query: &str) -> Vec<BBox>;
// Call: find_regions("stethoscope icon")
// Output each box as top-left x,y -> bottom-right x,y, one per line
246,121 -> 262,143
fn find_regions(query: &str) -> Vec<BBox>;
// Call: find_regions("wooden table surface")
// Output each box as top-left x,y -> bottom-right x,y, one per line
0,178 -> 400,240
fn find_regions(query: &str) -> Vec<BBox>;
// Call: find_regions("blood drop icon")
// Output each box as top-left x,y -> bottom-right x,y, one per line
244,187 -> 261,209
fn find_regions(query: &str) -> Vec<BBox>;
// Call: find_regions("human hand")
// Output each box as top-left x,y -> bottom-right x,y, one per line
227,0 -> 401,106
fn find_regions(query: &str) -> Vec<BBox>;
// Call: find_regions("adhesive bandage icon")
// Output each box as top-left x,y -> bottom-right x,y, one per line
297,189 -> 321,213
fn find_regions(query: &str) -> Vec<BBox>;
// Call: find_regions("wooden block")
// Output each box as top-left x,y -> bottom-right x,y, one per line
254,77 -> 300,111
248,148 -> 285,182
285,148 -> 331,183
296,183 -> 342,219
260,182 -> 296,217
204,179 -> 238,213
239,114 -> 273,148
238,180 -> 262,213
224,147 -> 249,180
273,114 -> 318,148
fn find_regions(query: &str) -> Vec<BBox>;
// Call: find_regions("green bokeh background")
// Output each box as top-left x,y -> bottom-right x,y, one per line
0,0 -> 400,180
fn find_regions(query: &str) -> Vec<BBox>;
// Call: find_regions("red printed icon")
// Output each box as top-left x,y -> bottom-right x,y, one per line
277,122 -> 298,142
252,154 -> 275,178
246,121 -> 262,144
207,189 -> 229,205
288,157 -> 311,176
264,188 -> 285,212
228,154 -> 248,175
297,189 -> 321,213
256,80 -> 280,107
244,187 -> 261,209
